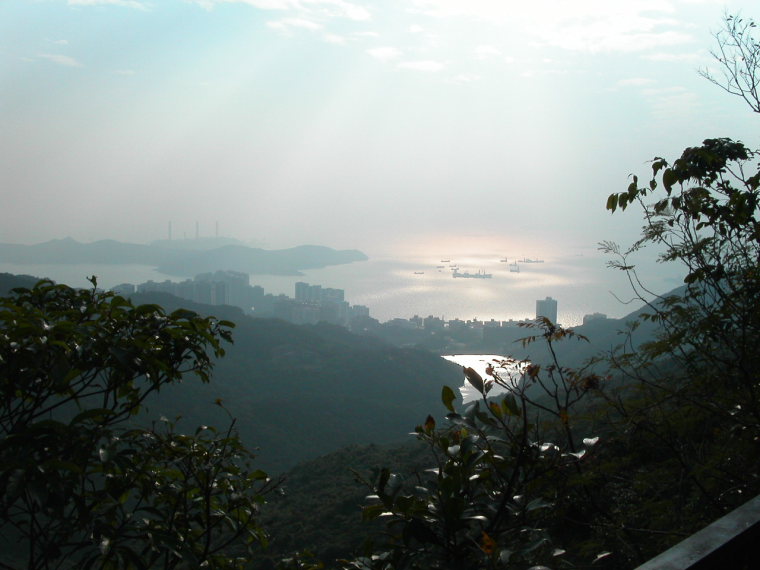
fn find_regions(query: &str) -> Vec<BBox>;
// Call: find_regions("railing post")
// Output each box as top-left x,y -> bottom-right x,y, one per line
635,494 -> 760,569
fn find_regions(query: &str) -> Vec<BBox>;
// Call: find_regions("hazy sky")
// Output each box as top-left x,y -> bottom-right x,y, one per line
2,0 -> 759,255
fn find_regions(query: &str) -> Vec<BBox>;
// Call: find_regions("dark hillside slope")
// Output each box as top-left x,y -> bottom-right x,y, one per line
259,441 -> 429,564
130,292 -> 461,474
0,280 -> 460,475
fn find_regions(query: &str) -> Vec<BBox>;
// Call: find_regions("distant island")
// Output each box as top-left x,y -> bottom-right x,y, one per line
0,238 -> 368,276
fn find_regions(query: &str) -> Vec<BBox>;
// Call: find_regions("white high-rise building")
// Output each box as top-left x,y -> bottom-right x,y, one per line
536,296 -> 558,324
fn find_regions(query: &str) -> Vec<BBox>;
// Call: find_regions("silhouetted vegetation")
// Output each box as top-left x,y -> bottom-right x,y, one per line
0,279 -> 277,568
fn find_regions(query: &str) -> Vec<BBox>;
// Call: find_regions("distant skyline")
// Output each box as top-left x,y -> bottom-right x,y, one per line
2,0 -> 759,257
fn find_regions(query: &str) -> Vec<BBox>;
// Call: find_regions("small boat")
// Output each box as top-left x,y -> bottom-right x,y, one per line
413,271 -> 424,275
500,258 -> 508,262
441,259 -> 450,263
509,263 -> 520,273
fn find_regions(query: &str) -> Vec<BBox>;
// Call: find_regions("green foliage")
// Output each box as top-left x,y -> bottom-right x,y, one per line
604,135 -> 760,390
351,320 -> 611,569
257,443 -> 432,567
597,17 -> 760,561
0,279 -> 275,569
605,133 -> 760,386
604,15 -> 760,378
699,13 -> 760,113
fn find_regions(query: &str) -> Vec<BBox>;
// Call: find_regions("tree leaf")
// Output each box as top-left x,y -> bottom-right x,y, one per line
441,385 -> 456,412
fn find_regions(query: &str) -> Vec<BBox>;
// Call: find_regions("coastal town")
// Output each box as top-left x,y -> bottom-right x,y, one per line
113,271 -> 608,352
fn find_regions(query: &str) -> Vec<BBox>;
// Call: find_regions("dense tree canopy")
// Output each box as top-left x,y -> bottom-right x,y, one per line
0,279 -> 277,569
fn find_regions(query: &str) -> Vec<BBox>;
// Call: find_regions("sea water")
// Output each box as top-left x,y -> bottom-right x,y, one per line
0,245 -> 684,326
242,246 -> 684,326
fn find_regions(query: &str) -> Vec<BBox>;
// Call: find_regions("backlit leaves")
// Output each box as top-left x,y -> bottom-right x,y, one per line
0,280 -> 272,569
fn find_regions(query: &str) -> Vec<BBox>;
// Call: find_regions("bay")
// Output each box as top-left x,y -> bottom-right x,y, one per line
0,245 -> 683,326
442,354 -> 519,403
234,247 -> 684,326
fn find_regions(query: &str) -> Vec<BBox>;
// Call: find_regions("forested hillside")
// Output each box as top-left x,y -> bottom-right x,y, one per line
105,291 -> 458,474
0,272 -> 461,473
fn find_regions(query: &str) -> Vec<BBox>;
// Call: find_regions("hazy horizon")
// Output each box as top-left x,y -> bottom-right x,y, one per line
3,0 -> 759,258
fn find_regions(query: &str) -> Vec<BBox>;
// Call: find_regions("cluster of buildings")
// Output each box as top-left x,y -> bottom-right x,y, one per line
112,276 -> 608,348
380,297 -> 559,337
114,271 -> 252,308
348,296 -> 609,351
112,271 -> 370,328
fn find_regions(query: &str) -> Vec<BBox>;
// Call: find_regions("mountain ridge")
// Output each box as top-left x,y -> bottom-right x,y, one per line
0,238 -> 367,276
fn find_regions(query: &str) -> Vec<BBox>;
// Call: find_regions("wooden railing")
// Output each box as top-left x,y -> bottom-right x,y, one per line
635,494 -> 760,569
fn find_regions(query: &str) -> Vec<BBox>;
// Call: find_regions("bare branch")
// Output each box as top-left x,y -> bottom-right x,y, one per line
699,12 -> 760,113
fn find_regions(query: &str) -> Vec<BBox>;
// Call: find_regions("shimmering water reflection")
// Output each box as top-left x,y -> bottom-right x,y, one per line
0,245 -> 684,327
442,354 -> 525,404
